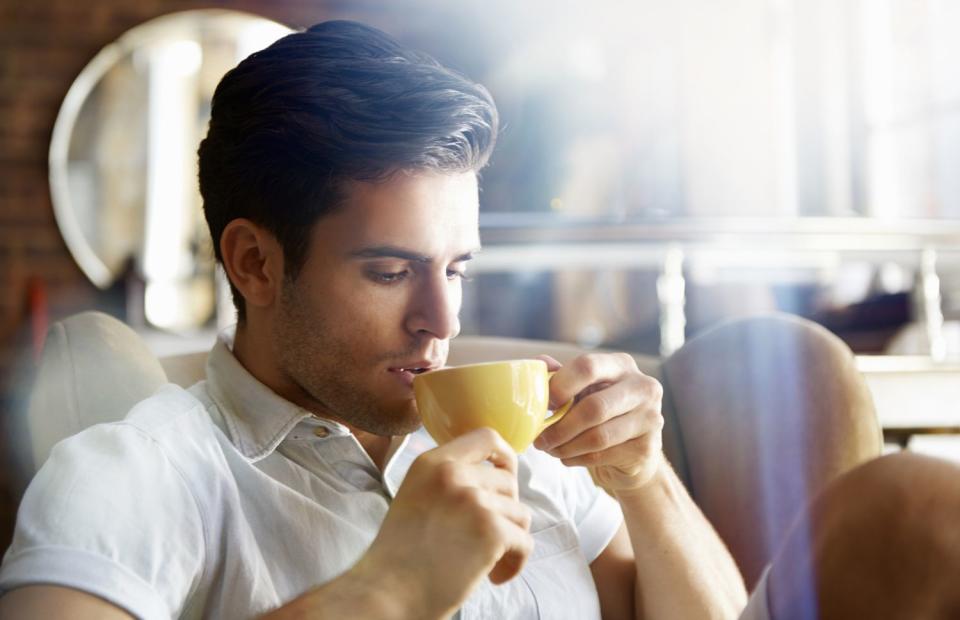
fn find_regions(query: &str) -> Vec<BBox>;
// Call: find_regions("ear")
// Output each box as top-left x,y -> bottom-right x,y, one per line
219,219 -> 284,311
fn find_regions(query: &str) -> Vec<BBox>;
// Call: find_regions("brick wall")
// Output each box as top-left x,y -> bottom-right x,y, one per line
0,0 -> 500,552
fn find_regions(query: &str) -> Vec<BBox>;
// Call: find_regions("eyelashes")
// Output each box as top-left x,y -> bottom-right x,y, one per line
368,270 -> 407,284
366,269 -> 471,284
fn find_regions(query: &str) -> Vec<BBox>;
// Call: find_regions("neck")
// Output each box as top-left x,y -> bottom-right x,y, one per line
343,425 -> 395,471
233,321 -> 394,471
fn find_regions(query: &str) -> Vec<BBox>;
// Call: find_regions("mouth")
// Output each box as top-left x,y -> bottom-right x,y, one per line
387,362 -> 440,387
388,367 -> 431,375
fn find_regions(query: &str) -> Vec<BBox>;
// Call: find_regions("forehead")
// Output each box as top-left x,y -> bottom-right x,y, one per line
311,171 -> 481,254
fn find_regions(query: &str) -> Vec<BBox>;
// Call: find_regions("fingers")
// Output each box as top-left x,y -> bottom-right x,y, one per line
378,430 -> 535,608
418,426 -> 524,502
430,457 -> 520,500
432,427 -> 518,474
546,401 -> 663,461
534,354 -> 562,372
546,352 -> 638,408
447,476 -> 533,585
477,489 -> 532,530
451,476 -> 532,585
474,464 -> 520,499
536,373 -> 662,451
489,542 -> 532,584
487,516 -> 534,584
558,434 -> 662,469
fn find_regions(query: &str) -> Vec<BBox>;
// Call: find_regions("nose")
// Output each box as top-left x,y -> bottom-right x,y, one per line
405,271 -> 461,341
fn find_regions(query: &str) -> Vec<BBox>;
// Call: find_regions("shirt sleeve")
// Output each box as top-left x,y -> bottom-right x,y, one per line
522,447 -> 624,564
560,465 -> 624,563
0,422 -> 205,620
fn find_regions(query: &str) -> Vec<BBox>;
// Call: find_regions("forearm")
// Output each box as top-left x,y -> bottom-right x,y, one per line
260,561 -> 432,620
615,460 -> 747,620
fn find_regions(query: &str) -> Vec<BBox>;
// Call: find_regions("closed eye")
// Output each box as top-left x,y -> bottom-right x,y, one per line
447,269 -> 472,281
368,269 -> 410,284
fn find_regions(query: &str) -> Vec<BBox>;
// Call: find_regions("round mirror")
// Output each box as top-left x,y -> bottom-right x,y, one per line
49,10 -> 292,330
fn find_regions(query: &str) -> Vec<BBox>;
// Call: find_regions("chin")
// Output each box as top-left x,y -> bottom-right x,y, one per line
391,405 -> 424,435
364,399 -> 422,437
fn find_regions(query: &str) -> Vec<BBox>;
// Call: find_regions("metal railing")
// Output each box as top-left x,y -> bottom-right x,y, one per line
476,215 -> 960,357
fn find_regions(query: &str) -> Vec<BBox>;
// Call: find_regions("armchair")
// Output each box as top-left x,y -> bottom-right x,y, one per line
24,311 -> 882,589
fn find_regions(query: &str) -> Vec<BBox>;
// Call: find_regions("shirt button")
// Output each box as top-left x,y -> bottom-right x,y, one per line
314,427 -> 330,438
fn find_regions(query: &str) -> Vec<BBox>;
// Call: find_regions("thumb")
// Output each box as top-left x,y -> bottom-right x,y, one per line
488,547 -> 529,585
534,354 -> 562,372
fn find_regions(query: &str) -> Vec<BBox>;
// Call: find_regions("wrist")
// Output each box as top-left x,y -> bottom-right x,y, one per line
611,457 -> 674,503
347,555 -> 420,620
259,564 -> 410,620
350,549 -> 455,620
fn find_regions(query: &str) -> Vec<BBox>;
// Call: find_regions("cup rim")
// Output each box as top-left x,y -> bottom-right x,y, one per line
418,358 -> 547,377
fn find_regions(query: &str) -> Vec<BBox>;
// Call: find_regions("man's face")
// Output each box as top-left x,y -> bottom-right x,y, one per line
273,170 -> 480,436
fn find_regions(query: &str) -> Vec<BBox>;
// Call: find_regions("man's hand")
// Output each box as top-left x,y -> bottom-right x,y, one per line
533,353 -> 665,494
353,427 -> 533,618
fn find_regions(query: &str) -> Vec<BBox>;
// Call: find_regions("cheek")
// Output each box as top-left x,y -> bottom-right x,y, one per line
329,282 -> 410,334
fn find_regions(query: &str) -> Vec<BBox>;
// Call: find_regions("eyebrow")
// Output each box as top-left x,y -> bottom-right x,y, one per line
348,245 -> 479,264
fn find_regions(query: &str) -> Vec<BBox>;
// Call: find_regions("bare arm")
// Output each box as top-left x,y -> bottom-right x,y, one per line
259,566 -> 419,619
538,353 -> 747,620
0,566 -> 433,620
0,575 -> 418,620
616,461 -> 746,619
0,586 -> 134,619
590,463 -> 747,620
590,523 -> 638,620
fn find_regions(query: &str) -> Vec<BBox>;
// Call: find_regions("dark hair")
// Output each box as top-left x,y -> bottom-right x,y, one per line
198,20 -> 498,320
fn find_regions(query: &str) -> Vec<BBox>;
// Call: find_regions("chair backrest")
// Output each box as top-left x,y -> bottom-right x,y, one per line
26,312 -> 168,472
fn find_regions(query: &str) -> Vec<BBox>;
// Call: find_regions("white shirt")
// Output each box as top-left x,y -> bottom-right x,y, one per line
0,332 -> 623,619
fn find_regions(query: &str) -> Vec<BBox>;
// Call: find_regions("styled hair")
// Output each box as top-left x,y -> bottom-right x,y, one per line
198,20 -> 498,320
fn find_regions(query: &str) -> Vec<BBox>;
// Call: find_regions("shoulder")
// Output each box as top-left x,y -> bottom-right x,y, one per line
1,386 -> 211,618
121,382 -> 215,438
99,383 -> 225,469
31,384 -> 216,508
7,384 -> 215,565
33,383 -> 224,517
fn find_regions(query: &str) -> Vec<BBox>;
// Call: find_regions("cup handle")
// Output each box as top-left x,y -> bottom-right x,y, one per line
538,371 -> 574,433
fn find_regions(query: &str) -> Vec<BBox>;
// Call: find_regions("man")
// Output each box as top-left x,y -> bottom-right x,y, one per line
1,20 -> 958,620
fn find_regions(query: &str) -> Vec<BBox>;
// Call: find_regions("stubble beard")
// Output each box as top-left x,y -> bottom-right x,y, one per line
274,280 -> 423,437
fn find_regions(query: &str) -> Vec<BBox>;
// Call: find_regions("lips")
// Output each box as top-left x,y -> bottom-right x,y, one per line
388,366 -> 431,375
387,360 -> 442,387
387,360 -> 440,374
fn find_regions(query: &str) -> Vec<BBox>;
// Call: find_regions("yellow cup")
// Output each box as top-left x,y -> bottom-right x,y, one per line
413,359 -> 572,453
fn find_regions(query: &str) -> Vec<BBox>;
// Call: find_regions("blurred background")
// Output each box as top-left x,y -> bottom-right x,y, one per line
2,0 -> 960,546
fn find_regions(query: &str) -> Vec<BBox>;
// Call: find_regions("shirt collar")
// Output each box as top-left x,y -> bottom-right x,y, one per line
204,327 -> 350,462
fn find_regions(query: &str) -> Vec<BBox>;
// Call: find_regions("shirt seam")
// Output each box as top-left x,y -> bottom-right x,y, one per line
573,487 -> 623,563
113,413 -> 211,609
